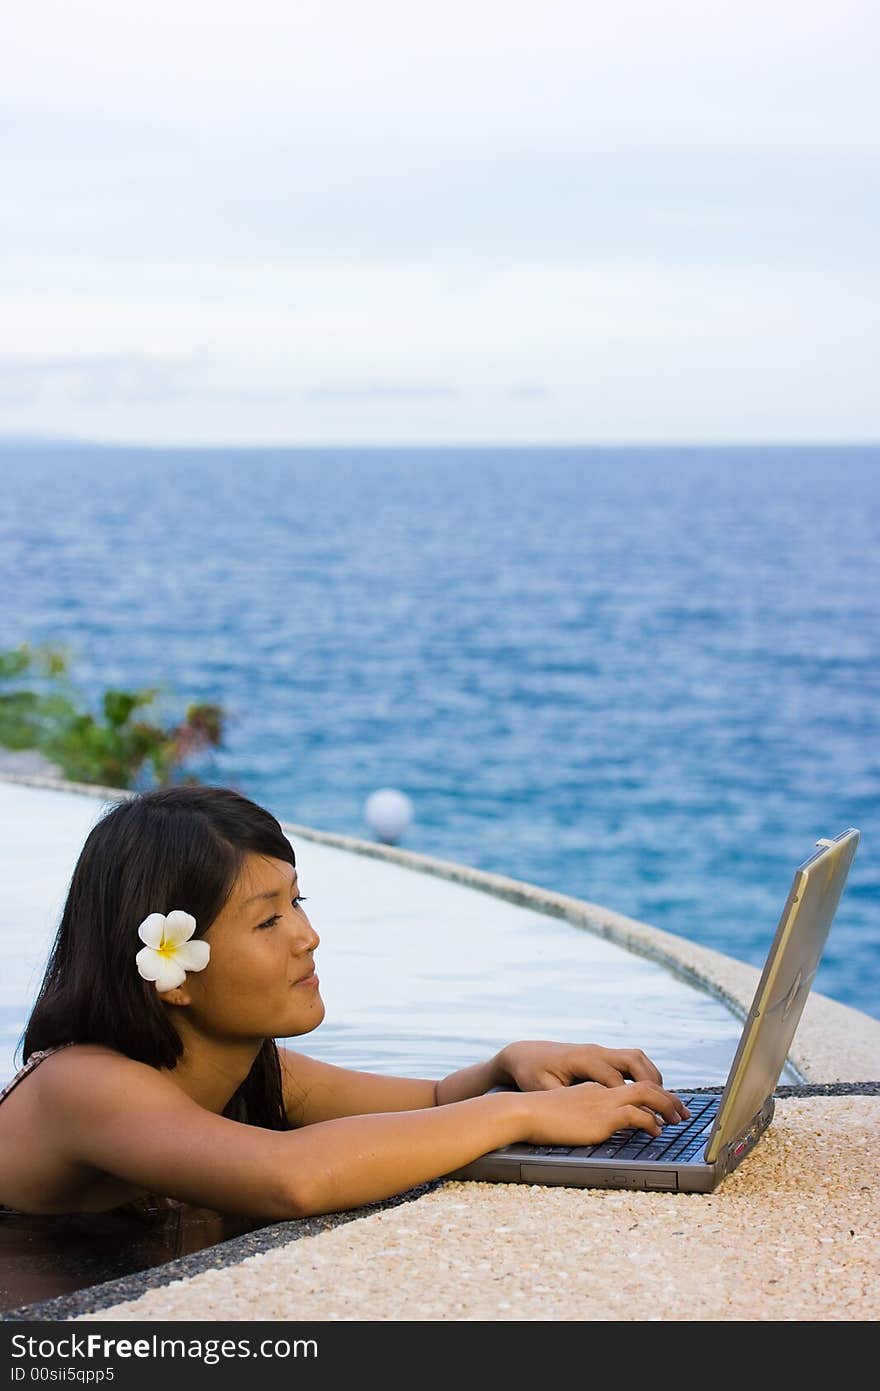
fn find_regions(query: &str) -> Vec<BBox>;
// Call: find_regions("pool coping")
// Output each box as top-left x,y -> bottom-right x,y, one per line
1,772 -> 878,1322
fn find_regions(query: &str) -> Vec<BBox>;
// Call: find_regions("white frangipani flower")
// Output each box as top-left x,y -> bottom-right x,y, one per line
135,911 -> 210,993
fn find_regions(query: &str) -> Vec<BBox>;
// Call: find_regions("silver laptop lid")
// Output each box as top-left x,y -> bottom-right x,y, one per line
704,828 -> 860,1163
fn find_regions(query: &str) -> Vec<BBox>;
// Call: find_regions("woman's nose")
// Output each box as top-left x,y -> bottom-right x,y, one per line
290,911 -> 319,952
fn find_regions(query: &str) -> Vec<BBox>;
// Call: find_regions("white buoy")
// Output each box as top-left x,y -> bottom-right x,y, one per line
364,787 -> 414,845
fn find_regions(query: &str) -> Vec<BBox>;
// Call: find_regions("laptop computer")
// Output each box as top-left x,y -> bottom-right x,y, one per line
446,828 -> 860,1194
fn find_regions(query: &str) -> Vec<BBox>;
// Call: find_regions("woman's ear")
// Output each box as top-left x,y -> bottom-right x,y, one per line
158,983 -> 192,1008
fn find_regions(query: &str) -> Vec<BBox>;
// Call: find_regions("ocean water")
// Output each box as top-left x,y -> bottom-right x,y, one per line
2,441 -> 878,1020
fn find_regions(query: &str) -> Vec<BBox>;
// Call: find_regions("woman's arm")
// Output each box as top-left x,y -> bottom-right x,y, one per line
293,1077 -> 688,1218
280,1041 -> 668,1124
280,1048 -> 436,1123
279,1046 -> 500,1124
42,1047 -> 688,1221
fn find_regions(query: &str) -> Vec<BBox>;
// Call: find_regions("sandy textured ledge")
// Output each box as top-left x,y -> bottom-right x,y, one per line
75,1096 -> 879,1323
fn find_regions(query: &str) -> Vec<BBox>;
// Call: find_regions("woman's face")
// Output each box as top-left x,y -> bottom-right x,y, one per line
181,852 -> 324,1044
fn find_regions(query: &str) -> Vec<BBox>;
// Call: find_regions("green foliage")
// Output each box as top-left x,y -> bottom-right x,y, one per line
0,642 -> 224,790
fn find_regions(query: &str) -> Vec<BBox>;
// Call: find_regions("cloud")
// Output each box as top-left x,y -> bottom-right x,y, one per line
303,385 -> 460,403
0,355 -> 465,410
507,386 -> 551,401
0,354 -> 296,407
3,3 -> 876,161
0,354 -> 188,406
0,2 -> 876,442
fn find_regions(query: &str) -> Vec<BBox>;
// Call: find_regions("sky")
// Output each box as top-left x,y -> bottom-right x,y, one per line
1,0 -> 878,446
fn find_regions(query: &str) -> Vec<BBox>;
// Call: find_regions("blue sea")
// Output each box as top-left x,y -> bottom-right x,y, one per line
2,441 -> 878,1020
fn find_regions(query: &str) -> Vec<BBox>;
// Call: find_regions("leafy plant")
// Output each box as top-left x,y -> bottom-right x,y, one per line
0,642 -> 224,789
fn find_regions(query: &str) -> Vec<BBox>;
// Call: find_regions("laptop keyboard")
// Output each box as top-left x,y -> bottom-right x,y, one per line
528,1092 -> 721,1164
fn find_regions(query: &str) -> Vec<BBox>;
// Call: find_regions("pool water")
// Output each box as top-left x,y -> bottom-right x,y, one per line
0,1201 -> 271,1316
0,778 -> 783,1092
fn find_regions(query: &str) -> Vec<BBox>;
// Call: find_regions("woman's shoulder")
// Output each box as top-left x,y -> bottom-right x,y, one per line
0,1045 -> 183,1215
32,1041 -> 150,1074
27,1043 -> 175,1109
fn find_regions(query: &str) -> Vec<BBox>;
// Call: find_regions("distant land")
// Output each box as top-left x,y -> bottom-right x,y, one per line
0,431 -> 100,450
0,433 -> 877,453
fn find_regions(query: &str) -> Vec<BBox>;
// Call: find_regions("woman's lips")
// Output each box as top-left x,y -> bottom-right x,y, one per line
293,971 -> 318,988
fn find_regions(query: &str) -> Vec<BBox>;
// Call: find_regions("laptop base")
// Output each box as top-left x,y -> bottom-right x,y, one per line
446,1092 -> 775,1194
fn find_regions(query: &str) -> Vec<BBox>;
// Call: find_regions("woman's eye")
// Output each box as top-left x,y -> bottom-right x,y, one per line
259,897 -> 308,929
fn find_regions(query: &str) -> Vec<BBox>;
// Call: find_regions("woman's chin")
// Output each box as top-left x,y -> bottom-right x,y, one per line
286,995 -> 326,1034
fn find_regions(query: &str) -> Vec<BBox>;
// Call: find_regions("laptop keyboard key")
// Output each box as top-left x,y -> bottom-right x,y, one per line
638,1142 -> 672,1161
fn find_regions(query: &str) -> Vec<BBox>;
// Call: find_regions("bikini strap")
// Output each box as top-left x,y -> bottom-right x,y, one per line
0,1041 -> 77,1106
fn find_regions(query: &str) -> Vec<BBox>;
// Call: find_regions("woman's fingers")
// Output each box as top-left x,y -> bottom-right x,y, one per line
565,1045 -> 660,1088
522,1044 -> 667,1091
608,1049 -> 663,1086
617,1104 -> 667,1136
612,1080 -> 690,1123
580,1061 -> 626,1088
535,1072 -> 569,1090
527,1077 -> 690,1148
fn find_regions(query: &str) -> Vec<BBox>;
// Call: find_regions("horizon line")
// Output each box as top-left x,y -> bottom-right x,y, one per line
1,432 -> 879,453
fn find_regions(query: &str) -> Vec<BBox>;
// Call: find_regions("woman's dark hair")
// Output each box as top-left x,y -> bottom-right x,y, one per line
22,784 -> 297,1130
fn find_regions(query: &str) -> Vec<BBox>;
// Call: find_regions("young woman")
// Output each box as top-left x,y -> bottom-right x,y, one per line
0,785 -> 689,1219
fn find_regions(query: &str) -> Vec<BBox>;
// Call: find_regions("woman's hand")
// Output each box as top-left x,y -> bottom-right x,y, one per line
494,1039 -> 668,1093
521,1078 -> 690,1147
492,1041 -> 691,1144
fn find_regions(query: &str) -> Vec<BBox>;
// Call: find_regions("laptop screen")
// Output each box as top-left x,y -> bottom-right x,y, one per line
705,828 -> 859,1162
